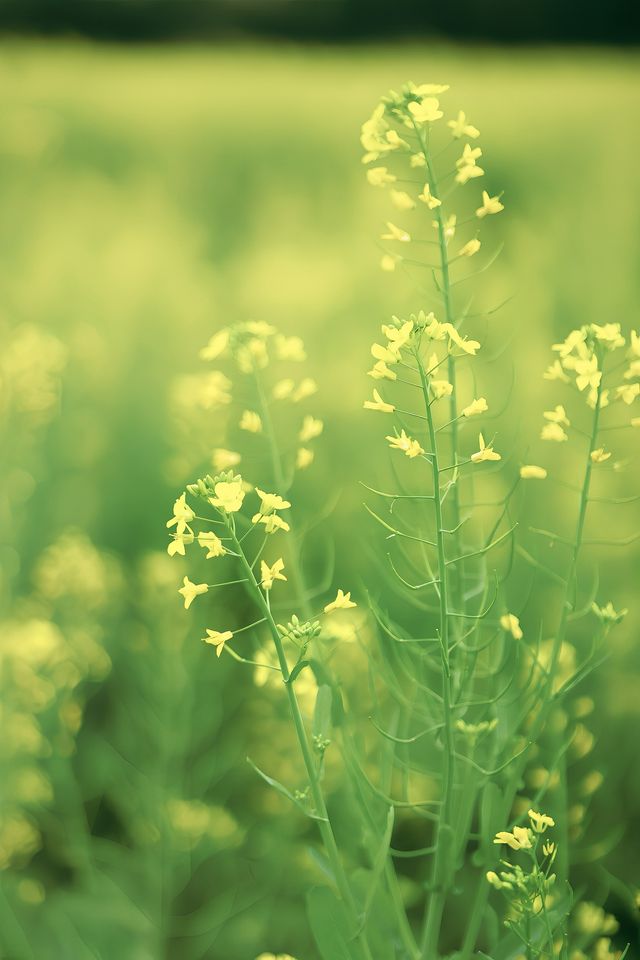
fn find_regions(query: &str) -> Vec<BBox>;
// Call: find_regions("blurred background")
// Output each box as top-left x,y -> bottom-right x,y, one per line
1,4 -> 639,959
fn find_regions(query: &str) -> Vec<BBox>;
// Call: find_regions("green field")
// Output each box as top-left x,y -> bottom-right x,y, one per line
1,42 -> 639,959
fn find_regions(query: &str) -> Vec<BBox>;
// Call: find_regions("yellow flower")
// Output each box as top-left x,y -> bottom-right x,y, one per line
386,429 -> 425,458
368,360 -> 397,381
167,532 -> 194,557
447,110 -> 480,139
544,360 -> 570,382
292,378 -> 318,402
203,629 -> 233,658
444,323 -> 480,355
500,613 -> 523,640
382,319 -> 414,349
381,222 -> 411,243
239,410 -> 262,433
210,477 -> 246,513
418,183 -> 441,209
493,826 -> 532,850
574,355 -> 601,392
166,493 -> 195,536
590,448 -> 611,463
254,514 -> 290,534
366,166 -> 396,186
198,531 -> 226,559
431,378 -> 453,399
380,254 -> 398,272
178,577 -> 208,610
273,378 -> 295,400
299,415 -> 324,443
459,238 -> 481,258
542,841 -> 556,857
476,191 -> 504,218
462,397 -> 488,417
455,145 -> 484,184
541,422 -> 568,442
390,189 -> 415,211
372,341 -> 399,364
544,404 -> 570,426
260,558 -> 287,591
471,433 -> 501,463
433,213 -> 457,241
592,322 -> 624,349
520,464 -> 547,480
254,488 -> 291,515
411,82 -> 450,96
410,152 -> 426,168
212,448 -> 241,472
528,809 -> 555,833
275,334 -> 306,362
364,389 -> 395,413
324,589 -> 357,613
296,447 -> 314,470
408,97 -> 443,124
199,329 -> 230,361
616,382 -> 640,405
385,129 -> 410,150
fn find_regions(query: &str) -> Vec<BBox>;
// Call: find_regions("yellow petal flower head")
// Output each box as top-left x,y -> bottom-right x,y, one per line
381,222 -> 411,243
239,410 -> 262,433
616,382 -> 640,405
179,577 -> 208,610
590,448 -> 611,464
324,589 -> 357,613
471,433 -> 501,463
273,378 -> 295,400
390,189 -> 415,211
275,334 -> 306,362
462,397 -> 488,418
431,378 -> 453,399
364,389 -> 395,413
410,152 -> 426,168
292,378 -> 318,402
386,429 -> 425,458
544,405 -> 570,426
574,354 -> 601,392
500,613 -> 523,640
418,183 -> 441,209
592,322 -> 624,349
382,318 -> 414,350
210,476 -> 245,513
198,531 -> 226,559
544,360 -> 570,383
296,447 -> 314,470
528,809 -> 555,833
254,488 -> 291,515
166,493 -> 195,536
367,166 -> 396,187
203,629 -> 233,658
212,448 -> 241,472
200,329 -> 230,361
542,841 -> 556,857
520,464 -> 547,480
368,359 -> 397,381
299,415 -> 323,443
255,514 -> 290,534
380,254 -> 398,272
385,129 -> 410,150
455,145 -> 484,184
552,327 -> 586,358
260,558 -> 287,591
541,422 -> 568,443
459,238 -> 481,258
493,826 -> 532,850
408,97 -> 443,124
167,532 -> 194,557
371,341 -> 399,364
476,191 -> 504,218
447,110 -> 480,139
433,213 -> 457,242
444,324 -> 481,355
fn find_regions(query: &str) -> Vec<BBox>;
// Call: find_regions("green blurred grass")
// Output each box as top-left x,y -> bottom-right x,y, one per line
1,40 -> 639,958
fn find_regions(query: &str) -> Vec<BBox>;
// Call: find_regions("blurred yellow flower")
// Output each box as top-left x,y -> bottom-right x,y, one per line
386,429 -> 425,458
500,613 -> 523,639
273,378 -> 295,400
590,448 -> 611,463
179,577 -> 208,610
616,383 -> 640,404
448,110 -> 480,139
260,558 -> 287,591
575,355 -> 601,392
544,404 -> 570,426
380,254 -> 398,272
408,97 -> 443,123
203,629 -> 233,658
462,397 -> 488,417
390,189 -> 415,211
471,433 -> 501,463
325,589 -> 357,613
299,415 -> 323,443
212,449 -> 241,472
476,191 -> 504,218
418,183 -> 441,209
459,238 -> 481,258
198,531 -> 226,559
381,222 -> 411,243
520,464 -> 547,480
368,359 -> 397,381
292,378 -> 318,402
541,422 -> 568,442
200,329 -> 229,361
275,335 -> 306,362
296,447 -> 314,470
239,410 -> 262,433
364,389 -> 395,413
544,360 -> 570,382
367,166 -> 396,186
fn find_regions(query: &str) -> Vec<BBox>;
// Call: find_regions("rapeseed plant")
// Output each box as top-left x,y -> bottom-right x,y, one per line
168,82 -> 635,959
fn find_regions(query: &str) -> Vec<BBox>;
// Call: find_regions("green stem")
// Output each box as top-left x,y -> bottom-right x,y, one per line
227,522 -> 372,960
416,350 -> 456,959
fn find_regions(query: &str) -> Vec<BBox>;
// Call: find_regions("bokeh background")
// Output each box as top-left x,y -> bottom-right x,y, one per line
1,4 -> 640,958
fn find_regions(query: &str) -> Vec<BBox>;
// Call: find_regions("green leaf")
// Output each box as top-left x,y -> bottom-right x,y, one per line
306,886 -> 355,960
